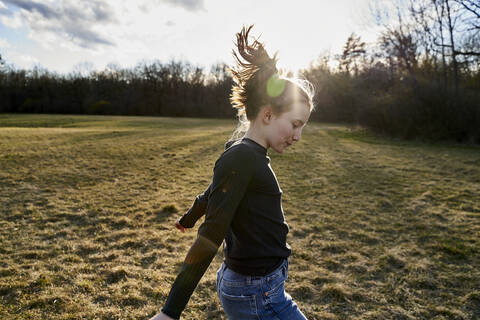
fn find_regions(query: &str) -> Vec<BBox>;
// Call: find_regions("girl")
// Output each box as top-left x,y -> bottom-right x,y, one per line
151,25 -> 314,320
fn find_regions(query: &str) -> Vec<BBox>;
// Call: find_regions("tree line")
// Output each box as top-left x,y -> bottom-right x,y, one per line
301,0 -> 480,142
0,58 -> 234,119
1,0 -> 479,142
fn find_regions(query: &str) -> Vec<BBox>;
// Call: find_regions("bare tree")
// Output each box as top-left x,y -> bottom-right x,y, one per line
379,26 -> 418,79
339,33 -> 366,75
443,0 -> 460,92
454,0 -> 480,31
407,0 -> 479,91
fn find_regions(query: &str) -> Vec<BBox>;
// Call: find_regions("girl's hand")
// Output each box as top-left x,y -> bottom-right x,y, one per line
175,218 -> 186,233
149,311 -> 174,320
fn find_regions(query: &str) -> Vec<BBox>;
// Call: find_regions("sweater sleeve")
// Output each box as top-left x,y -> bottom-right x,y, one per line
161,145 -> 255,319
178,186 -> 211,228
177,140 -> 237,229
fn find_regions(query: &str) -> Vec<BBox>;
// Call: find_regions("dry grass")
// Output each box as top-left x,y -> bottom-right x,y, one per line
0,114 -> 479,320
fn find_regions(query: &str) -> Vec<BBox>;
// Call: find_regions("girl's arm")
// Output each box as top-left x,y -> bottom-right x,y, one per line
160,144 -> 255,319
176,140 -> 238,230
177,186 -> 211,229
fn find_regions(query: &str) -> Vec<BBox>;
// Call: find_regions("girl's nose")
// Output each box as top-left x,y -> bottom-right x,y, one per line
293,131 -> 301,142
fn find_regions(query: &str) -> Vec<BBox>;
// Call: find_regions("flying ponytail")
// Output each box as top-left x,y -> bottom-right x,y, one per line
230,25 -> 278,121
229,25 -> 314,140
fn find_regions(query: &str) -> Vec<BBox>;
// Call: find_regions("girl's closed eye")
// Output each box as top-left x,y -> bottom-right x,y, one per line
292,121 -> 303,129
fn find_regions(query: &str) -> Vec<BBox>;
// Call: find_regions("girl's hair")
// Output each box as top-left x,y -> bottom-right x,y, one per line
229,25 -> 314,140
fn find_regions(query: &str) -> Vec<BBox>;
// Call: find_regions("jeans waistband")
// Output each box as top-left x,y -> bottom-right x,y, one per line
221,258 -> 287,286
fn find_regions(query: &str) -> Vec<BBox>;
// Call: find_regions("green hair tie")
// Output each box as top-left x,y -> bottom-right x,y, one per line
266,74 -> 286,98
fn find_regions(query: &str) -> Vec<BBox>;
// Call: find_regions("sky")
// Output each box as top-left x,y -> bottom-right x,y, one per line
0,0 -> 385,74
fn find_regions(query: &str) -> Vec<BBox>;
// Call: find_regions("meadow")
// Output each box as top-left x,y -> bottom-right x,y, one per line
0,114 -> 479,320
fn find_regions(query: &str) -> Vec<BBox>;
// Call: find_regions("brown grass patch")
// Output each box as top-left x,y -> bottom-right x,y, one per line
0,114 -> 479,319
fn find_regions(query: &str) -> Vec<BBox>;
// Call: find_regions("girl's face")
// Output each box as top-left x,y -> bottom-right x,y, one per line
266,101 -> 311,153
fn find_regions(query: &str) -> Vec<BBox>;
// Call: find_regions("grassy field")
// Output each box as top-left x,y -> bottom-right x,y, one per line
0,113 -> 479,320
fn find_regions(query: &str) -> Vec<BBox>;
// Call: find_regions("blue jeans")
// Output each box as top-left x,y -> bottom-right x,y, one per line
216,259 -> 307,320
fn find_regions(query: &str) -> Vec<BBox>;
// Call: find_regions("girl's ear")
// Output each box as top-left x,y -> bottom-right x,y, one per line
261,105 -> 273,124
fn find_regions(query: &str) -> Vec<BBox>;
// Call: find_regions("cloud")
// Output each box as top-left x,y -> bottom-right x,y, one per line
0,12 -> 22,28
0,1 -> 11,15
141,0 -> 205,12
0,37 -> 11,48
161,0 -> 205,12
62,23 -> 115,48
2,0 -> 117,49
3,0 -> 60,19
18,53 -> 38,64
